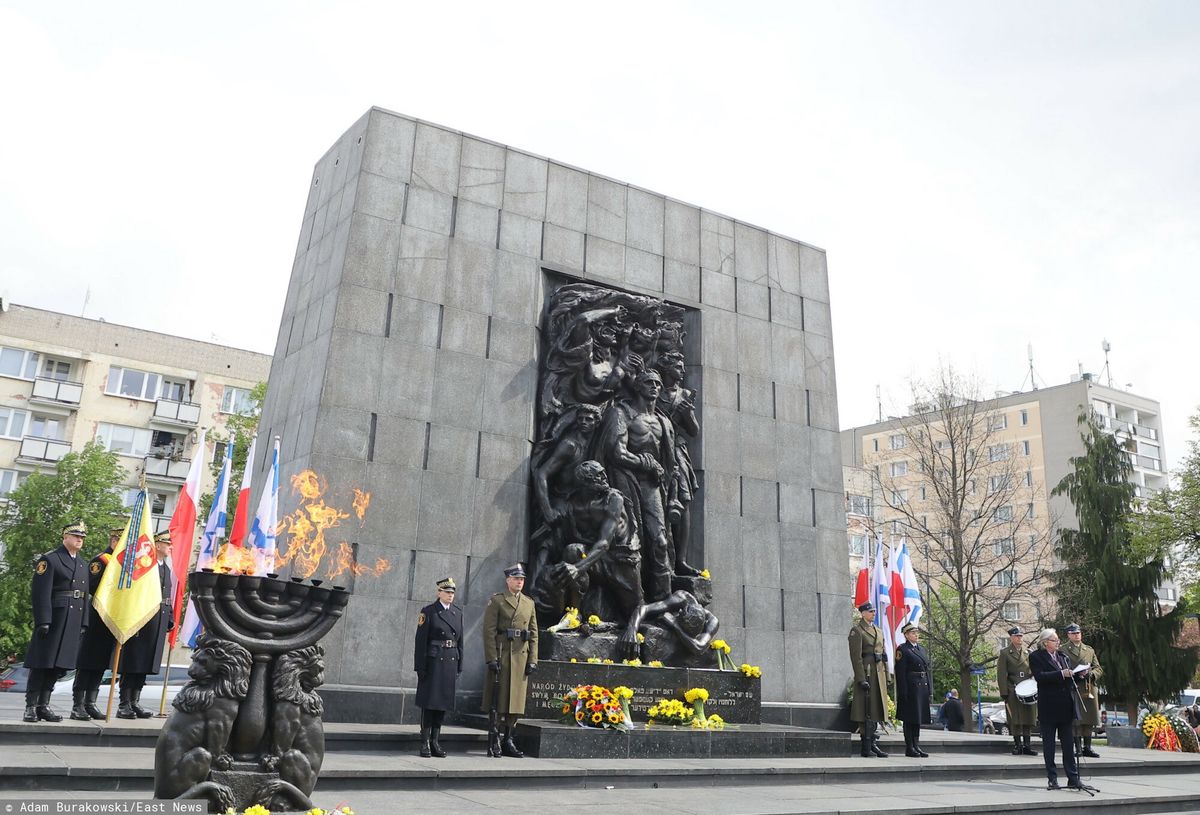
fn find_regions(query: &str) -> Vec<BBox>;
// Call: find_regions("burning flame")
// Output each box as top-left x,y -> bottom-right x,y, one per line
214,542 -> 259,575
276,470 -> 388,581
352,488 -> 371,526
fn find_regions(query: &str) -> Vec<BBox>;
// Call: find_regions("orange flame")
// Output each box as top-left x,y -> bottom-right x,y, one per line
352,488 -> 371,527
214,542 -> 259,575
277,471 -> 349,579
325,542 -> 393,580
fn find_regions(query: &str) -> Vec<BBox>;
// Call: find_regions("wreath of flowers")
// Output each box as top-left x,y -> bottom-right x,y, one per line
1143,712 -> 1181,751
561,684 -> 631,731
647,697 -> 694,726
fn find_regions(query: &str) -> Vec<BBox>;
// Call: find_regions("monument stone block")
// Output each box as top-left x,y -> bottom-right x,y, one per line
546,163 -> 588,231
457,136 -> 506,207
504,150 -> 549,219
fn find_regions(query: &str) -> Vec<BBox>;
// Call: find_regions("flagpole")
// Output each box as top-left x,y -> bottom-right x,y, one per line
156,627 -> 173,717
105,642 -> 122,723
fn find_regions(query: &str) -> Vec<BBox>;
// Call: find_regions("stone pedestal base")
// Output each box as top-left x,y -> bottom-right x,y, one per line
209,762 -> 314,814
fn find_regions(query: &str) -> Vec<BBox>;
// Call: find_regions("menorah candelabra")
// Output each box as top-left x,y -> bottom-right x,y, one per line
154,570 -> 351,814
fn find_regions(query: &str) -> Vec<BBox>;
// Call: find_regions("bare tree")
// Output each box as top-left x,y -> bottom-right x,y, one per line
866,367 -> 1056,726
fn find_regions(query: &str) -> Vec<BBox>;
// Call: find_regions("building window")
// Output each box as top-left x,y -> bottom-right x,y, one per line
0,408 -> 29,440
1002,601 -> 1021,620
919,486 -> 927,500
890,461 -> 908,477
106,365 -> 162,401
160,377 -> 190,402
221,386 -> 256,416
847,494 -> 871,516
989,474 -> 1011,494
28,414 -> 64,440
988,443 -> 1009,462
96,422 -> 153,457
1020,409 -> 1029,426
872,438 -> 879,452
988,414 -> 1008,431
967,479 -> 977,495
889,434 -> 906,450
0,346 -> 40,380
212,441 -> 228,465
41,358 -> 72,381
891,520 -> 904,535
0,469 -> 27,497
892,489 -> 909,505
995,505 -> 1014,522
994,537 -> 1014,556
1026,503 -> 1035,519
1022,440 -> 1031,456
849,534 -> 867,556
1024,470 -> 1033,487
996,569 -> 1018,587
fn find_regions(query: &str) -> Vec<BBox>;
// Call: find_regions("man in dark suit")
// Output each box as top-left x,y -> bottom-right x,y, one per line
895,622 -> 931,757
23,521 -> 90,722
413,577 -> 463,758
70,525 -> 121,720
1030,628 -> 1083,791
116,531 -> 173,719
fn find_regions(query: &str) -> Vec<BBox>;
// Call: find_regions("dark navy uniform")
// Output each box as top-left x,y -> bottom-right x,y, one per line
71,543 -> 117,720
117,533 -> 173,719
895,623 -> 931,757
22,523 -> 90,722
413,577 -> 462,757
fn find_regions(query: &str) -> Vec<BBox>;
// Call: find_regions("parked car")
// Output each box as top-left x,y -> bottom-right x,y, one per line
53,663 -> 191,712
982,703 -> 1008,735
0,663 -> 33,693
1096,707 -> 1129,736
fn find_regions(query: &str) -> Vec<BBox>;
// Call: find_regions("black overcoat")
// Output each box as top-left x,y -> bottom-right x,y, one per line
75,549 -> 116,671
414,600 -> 462,711
23,545 -> 89,670
895,640 -> 932,725
120,562 -> 171,675
1030,647 -> 1081,726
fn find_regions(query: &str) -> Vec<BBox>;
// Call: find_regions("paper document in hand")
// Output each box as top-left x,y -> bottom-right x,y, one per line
1072,664 -> 1090,674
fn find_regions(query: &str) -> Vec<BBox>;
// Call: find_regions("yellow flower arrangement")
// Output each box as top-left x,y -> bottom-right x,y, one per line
548,607 -> 582,633
586,657 -> 602,663
562,684 -> 630,731
740,663 -> 763,678
710,639 -> 731,654
587,614 -> 602,626
570,658 -> 577,663
602,658 -> 614,664
591,712 -> 603,724
710,639 -> 737,670
636,632 -> 645,643
244,807 -> 271,815
612,686 -> 634,700
700,569 -> 710,579
707,714 -> 725,730
684,688 -> 709,704
648,660 -> 664,668
648,697 -> 695,726
622,658 -> 642,667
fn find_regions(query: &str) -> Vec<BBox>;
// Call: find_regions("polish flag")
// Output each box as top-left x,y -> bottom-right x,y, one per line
226,435 -> 256,549
853,536 -> 871,608
166,430 -> 206,647
871,533 -> 895,672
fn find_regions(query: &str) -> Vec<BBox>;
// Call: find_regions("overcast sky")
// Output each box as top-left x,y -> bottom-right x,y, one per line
2,1 -> 1197,470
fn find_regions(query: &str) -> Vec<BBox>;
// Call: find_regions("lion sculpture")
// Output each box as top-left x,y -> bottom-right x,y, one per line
253,644 -> 327,811
153,634 -> 252,811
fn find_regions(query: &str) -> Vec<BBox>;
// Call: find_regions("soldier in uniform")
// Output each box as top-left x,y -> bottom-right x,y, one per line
482,564 -> 538,758
894,622 -> 930,758
1062,622 -> 1102,758
22,521 -> 90,722
70,526 -> 122,720
997,626 -> 1038,755
848,601 -> 889,758
116,531 -> 173,719
413,577 -> 463,758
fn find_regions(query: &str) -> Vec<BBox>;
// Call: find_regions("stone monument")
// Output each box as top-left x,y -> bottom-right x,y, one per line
254,108 -> 850,728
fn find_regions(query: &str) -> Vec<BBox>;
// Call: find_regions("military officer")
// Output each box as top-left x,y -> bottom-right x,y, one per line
997,626 -> 1038,755
848,601 -> 889,758
895,622 -> 931,758
413,577 -> 463,758
70,526 -> 122,720
23,521 -> 90,722
116,531 -> 173,719
482,564 -> 538,758
1062,622 -> 1102,757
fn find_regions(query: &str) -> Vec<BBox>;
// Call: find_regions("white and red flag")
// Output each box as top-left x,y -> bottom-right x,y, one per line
166,430 -> 206,647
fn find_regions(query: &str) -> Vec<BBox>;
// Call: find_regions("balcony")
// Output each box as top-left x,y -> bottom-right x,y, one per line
143,455 -> 191,483
1135,424 -> 1158,441
150,399 -> 201,429
16,436 -> 71,464
28,377 -> 83,412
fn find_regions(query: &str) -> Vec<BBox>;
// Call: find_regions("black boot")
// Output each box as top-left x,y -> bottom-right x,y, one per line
84,688 -> 104,720
69,686 -> 89,721
130,687 -> 152,719
36,685 -> 61,722
859,722 -> 871,757
1021,734 -> 1037,756
869,721 -> 888,758
501,726 -> 524,758
1011,735 -> 1021,755
1081,736 -> 1099,758
116,686 -> 136,720
430,726 -> 447,758
23,682 -> 39,723
419,721 -> 432,758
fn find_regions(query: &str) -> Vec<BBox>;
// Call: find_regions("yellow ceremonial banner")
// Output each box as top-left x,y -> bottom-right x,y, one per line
93,490 -> 162,644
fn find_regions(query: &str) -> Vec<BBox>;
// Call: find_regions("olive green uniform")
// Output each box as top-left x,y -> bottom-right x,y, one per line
1063,640 -> 1102,737
482,590 -> 538,716
848,619 -> 890,756
997,644 -> 1037,734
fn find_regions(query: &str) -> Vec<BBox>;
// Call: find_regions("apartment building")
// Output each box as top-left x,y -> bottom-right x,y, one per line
0,303 -> 270,536
841,374 -> 1176,640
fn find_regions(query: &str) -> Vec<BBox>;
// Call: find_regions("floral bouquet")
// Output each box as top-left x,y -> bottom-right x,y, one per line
647,697 -> 695,726
684,687 -> 709,720
1143,711 -> 1181,751
691,713 -> 725,730
612,685 -> 634,724
710,639 -> 737,671
561,684 -> 631,730
739,663 -> 762,678
547,606 -> 582,633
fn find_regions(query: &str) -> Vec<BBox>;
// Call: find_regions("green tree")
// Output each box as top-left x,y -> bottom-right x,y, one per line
0,442 -> 128,658
1131,408 -> 1200,572
1051,413 -> 1199,719
199,381 -> 266,521
920,585 -> 998,703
